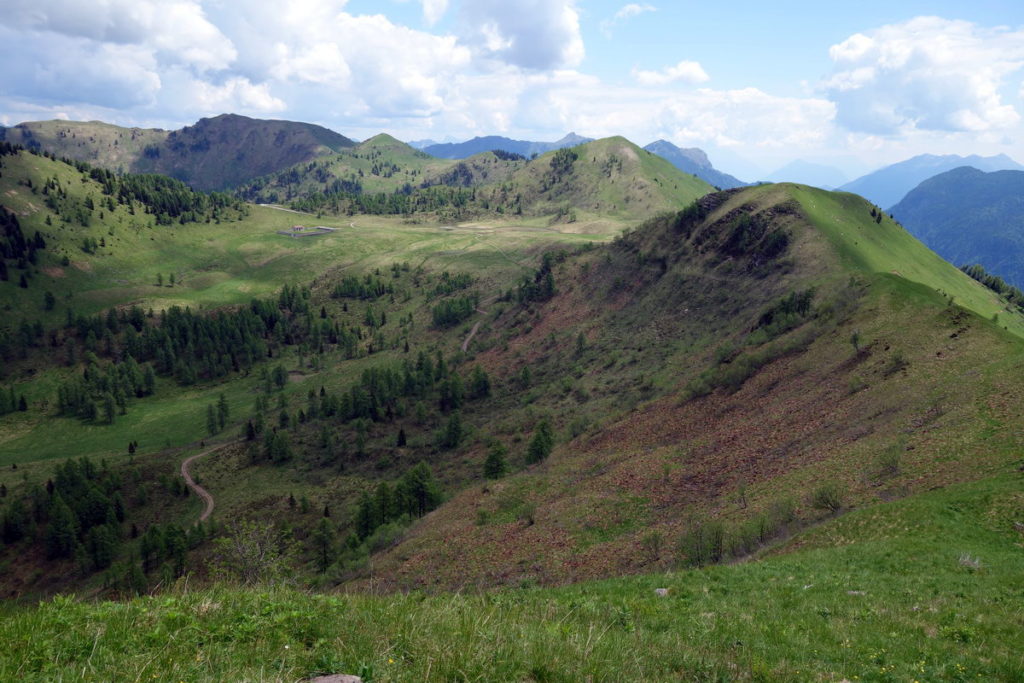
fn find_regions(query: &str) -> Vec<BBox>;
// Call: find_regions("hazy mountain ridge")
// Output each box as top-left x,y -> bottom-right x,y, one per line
423,132 -> 594,159
841,153 -> 1024,209
643,139 -> 747,189
891,166 -> 1024,288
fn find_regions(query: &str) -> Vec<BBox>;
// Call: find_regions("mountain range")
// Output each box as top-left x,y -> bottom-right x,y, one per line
422,132 -> 593,159
641,140 -> 747,189
891,166 -> 1024,288
840,153 -> 1024,209
0,114 -> 355,191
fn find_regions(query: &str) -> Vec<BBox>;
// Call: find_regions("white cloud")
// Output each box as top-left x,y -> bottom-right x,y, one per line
0,26 -> 161,109
1,0 -> 235,71
633,60 -> 709,86
459,0 -> 584,69
824,16 -> 1024,135
188,77 -> 285,114
422,0 -> 448,26
601,3 -> 656,37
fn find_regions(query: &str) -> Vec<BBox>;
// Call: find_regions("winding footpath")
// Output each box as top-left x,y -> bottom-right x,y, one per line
180,442 -> 235,524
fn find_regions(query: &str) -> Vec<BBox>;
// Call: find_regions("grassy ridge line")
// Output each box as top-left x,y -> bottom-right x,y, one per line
1,472 -> 1020,681
786,183 -> 1024,336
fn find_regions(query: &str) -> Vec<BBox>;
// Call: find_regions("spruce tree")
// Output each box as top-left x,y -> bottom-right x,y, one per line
311,517 -> 336,573
46,493 -> 79,559
526,419 -> 554,464
484,441 -> 508,479
206,404 -> 219,435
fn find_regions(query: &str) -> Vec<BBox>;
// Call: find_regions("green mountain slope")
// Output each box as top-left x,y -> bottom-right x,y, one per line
0,120 -> 168,173
236,133 -> 454,201
0,114 -> 355,191
348,182 -> 1024,588
0,145 -> 247,324
488,136 -> 715,218
890,166 -> 1024,289
132,114 -> 356,191
245,136 -> 715,224
1,145 -> 1023,683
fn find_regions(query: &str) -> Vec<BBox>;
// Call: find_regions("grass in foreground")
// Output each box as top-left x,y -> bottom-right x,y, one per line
1,471 -> 1021,681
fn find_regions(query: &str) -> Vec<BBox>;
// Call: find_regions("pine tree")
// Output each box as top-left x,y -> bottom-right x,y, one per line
143,365 -> 156,395
206,404 -> 219,436
526,418 -> 554,464
46,493 -> 80,559
311,517 -> 336,573
216,393 -> 229,430
484,441 -> 509,479
439,411 -> 462,450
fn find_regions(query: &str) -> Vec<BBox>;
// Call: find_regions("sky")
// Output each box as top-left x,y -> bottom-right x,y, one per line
1,0 -> 1023,180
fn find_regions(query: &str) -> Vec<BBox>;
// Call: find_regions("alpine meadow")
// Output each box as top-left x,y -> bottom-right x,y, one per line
1,2 -> 1024,681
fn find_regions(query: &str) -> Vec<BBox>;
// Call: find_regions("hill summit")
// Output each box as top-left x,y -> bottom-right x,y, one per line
0,114 -> 355,191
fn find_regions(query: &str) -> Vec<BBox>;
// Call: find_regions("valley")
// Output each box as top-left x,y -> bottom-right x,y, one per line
1,118 -> 1023,682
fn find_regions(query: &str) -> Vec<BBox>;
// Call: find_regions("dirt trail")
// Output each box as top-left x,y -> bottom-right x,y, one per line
180,442 -> 235,523
461,304 -> 494,352
257,203 -> 312,215
461,320 -> 481,352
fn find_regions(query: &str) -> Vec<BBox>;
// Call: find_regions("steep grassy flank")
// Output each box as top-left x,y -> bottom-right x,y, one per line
0,148 -> 250,325
1,472 -> 1020,681
0,120 -> 168,173
751,184 -> 1024,336
358,183 -> 1024,589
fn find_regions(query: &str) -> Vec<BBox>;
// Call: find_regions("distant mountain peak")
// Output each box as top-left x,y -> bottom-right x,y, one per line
840,153 -> 1023,209
423,133 -> 595,160
642,140 -> 746,190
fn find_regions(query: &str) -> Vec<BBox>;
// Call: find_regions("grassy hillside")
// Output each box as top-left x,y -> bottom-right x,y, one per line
1,115 -> 355,191
134,114 -> 356,191
0,471 -> 1020,681
349,183 -> 1024,588
243,136 -> 715,226
0,120 -> 168,173
237,134 -> 456,202
2,141 -> 1023,683
490,136 -> 714,218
